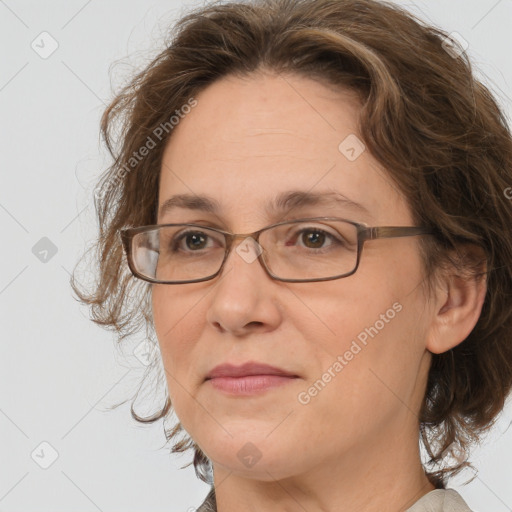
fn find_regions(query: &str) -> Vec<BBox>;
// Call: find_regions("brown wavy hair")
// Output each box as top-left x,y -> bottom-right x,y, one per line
71,0 -> 512,489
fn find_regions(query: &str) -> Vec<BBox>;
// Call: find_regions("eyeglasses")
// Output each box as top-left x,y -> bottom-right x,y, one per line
119,217 -> 434,284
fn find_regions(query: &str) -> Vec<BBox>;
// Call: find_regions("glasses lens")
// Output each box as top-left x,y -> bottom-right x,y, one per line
130,220 -> 359,282
261,219 -> 358,280
131,225 -> 226,282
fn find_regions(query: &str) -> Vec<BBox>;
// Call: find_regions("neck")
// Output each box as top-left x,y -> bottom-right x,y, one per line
211,428 -> 435,512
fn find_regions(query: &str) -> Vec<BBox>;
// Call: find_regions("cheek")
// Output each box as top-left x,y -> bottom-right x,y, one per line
293,299 -> 424,450
298,251 -> 427,401
152,287 -> 176,355
151,287 -> 211,433
151,286 -> 203,381
152,285 -> 196,339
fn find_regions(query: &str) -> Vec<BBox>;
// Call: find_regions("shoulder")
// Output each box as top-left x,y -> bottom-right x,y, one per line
196,486 -> 473,512
406,488 -> 473,512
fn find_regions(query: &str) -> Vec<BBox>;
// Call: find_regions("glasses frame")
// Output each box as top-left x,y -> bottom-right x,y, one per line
120,217 -> 434,284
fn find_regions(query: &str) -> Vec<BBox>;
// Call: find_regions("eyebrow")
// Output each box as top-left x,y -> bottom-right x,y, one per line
158,189 -> 372,221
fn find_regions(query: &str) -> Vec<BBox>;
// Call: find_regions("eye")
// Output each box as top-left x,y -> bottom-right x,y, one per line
286,226 -> 344,250
173,230 -> 212,251
298,229 -> 331,249
170,229 -> 224,253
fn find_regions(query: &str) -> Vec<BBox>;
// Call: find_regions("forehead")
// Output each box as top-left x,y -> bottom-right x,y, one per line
158,72 -> 410,226
158,189 -> 374,225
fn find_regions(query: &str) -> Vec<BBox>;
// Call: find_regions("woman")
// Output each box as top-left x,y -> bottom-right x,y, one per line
73,0 -> 512,510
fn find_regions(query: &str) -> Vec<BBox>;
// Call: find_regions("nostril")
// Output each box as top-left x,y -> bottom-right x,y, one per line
213,321 -> 225,333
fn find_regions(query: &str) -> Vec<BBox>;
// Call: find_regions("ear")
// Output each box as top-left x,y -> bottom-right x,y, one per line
425,245 -> 487,355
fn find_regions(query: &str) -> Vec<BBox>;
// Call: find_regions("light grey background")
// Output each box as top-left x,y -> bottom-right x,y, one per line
1,1 -> 511,511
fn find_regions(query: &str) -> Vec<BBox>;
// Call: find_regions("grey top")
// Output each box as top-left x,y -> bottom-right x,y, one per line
406,489 -> 473,512
196,487 -> 473,512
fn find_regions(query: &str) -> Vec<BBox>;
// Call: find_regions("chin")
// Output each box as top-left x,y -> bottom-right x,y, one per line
199,432 -> 304,479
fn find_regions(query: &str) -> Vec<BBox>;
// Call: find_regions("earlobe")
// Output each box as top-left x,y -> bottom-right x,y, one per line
425,248 -> 487,355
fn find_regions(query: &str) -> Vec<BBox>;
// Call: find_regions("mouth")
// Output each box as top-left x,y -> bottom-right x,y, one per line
205,374 -> 299,395
205,361 -> 300,395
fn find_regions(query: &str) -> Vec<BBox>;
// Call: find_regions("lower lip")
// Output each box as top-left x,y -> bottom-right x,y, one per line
206,375 -> 297,395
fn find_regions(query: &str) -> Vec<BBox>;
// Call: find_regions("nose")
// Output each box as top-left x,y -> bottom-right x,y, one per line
205,236 -> 283,335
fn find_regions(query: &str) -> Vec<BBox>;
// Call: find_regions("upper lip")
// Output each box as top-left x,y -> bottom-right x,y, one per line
205,361 -> 299,380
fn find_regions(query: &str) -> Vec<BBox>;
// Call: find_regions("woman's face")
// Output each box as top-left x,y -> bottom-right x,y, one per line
152,72 -> 434,480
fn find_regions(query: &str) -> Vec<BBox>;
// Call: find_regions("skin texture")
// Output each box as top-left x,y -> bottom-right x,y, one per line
151,71 -> 487,512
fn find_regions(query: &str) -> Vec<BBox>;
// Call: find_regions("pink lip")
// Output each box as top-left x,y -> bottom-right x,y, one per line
205,361 -> 299,395
206,361 -> 298,379
207,375 -> 297,395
